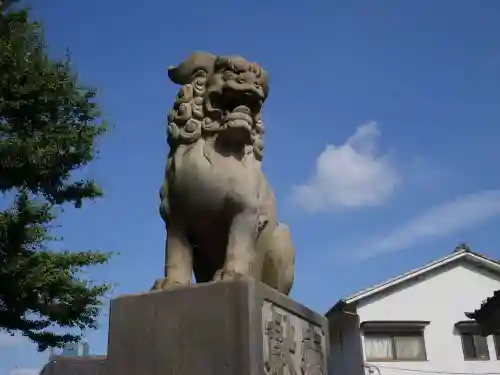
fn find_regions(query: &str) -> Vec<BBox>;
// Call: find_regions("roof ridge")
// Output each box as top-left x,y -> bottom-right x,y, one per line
332,248 -> 500,310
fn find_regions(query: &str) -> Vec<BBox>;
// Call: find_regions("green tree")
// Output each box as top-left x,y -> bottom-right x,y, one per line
466,290 -> 500,336
457,243 -> 500,335
0,1 -> 112,351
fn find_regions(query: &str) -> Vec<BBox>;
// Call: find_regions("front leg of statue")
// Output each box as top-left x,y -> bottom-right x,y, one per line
152,224 -> 193,290
219,206 -> 259,280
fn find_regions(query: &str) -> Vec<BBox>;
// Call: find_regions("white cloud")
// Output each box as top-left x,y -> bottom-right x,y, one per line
355,189 -> 500,260
291,122 -> 400,212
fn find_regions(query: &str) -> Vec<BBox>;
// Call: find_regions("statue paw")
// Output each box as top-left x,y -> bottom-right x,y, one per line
150,277 -> 187,291
212,264 -> 249,282
212,269 -> 223,281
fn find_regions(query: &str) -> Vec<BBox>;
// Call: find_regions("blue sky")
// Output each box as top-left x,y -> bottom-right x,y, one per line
2,0 -> 500,372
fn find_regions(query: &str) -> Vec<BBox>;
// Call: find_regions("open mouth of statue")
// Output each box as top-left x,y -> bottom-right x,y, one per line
220,90 -> 262,133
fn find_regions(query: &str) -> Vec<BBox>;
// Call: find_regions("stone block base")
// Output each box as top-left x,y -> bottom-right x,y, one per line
107,278 -> 328,375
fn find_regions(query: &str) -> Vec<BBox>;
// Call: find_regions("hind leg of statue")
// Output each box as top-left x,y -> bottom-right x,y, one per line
215,206 -> 260,281
261,222 -> 295,295
151,224 -> 193,291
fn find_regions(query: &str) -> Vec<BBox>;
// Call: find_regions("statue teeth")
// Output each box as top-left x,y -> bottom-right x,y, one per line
233,105 -> 251,114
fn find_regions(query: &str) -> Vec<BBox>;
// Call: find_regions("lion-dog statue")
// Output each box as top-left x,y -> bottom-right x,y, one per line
152,52 -> 295,295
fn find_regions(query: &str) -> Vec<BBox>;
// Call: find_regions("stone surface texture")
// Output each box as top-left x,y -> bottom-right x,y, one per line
108,279 -> 328,375
153,51 -> 295,295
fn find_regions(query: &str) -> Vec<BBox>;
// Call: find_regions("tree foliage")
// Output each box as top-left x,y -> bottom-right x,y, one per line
457,243 -> 500,335
466,290 -> 500,336
0,1 -> 112,351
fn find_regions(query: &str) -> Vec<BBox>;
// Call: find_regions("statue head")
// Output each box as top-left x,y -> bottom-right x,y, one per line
166,51 -> 269,161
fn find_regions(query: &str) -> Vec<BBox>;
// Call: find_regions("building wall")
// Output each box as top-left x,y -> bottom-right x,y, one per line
355,261 -> 500,375
328,312 -> 365,375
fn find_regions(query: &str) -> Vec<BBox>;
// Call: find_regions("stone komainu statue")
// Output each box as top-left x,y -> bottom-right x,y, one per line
152,52 -> 295,295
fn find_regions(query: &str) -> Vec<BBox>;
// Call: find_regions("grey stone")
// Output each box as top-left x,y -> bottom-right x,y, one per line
107,278 -> 328,375
153,52 -> 295,295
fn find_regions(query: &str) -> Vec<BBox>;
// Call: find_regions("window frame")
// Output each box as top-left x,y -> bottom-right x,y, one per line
455,320 -> 491,361
364,331 -> 428,362
361,321 -> 430,362
460,333 -> 490,361
492,333 -> 500,360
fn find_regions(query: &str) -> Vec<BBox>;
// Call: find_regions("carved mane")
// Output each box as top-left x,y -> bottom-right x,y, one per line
166,52 -> 267,161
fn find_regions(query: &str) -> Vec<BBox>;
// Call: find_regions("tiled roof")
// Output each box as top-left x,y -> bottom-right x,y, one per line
327,247 -> 500,315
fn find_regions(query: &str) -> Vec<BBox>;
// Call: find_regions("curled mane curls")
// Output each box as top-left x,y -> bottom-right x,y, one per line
252,115 -> 265,161
167,70 -> 207,152
166,52 -> 267,161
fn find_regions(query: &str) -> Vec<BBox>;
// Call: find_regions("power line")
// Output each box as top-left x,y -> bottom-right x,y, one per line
364,363 -> 500,375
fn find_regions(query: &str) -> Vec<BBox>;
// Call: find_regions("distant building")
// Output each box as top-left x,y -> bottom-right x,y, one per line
61,342 -> 79,356
42,339 -> 104,375
48,340 -> 91,360
82,341 -> 90,356
40,356 -> 107,375
327,248 -> 500,375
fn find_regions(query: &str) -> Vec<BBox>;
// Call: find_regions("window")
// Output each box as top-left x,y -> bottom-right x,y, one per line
460,333 -> 490,360
360,322 -> 429,361
364,332 -> 427,361
455,321 -> 491,361
493,334 -> 500,360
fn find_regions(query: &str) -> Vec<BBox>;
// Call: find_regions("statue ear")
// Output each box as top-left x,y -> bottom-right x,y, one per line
260,70 -> 270,99
168,51 -> 216,85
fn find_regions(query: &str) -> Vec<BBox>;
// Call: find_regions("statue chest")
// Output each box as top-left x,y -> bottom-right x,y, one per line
171,143 -> 263,211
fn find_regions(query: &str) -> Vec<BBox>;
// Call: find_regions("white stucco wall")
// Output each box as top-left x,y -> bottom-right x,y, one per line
354,261 -> 500,375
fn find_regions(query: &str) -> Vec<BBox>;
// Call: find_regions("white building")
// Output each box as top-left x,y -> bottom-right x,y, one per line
48,340 -> 90,360
326,248 -> 500,375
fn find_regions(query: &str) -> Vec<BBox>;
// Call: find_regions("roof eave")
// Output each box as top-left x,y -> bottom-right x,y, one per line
331,250 -> 500,308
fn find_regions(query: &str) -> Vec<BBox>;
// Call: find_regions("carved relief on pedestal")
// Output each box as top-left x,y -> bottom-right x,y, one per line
262,301 -> 327,375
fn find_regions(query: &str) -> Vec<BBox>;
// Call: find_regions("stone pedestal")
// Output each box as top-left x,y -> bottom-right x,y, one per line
106,278 -> 329,375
